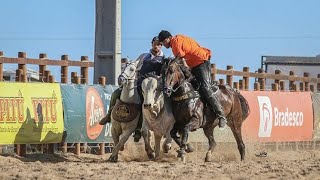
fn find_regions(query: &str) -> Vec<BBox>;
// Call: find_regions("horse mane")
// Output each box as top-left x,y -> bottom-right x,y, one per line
162,57 -> 193,81
179,64 -> 193,80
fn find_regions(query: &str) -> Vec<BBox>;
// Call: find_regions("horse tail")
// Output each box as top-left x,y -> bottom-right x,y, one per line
237,93 -> 250,120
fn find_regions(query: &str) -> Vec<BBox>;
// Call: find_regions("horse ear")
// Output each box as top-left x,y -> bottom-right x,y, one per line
174,56 -> 181,62
134,60 -> 140,65
156,75 -> 163,88
161,56 -> 166,65
162,56 -> 171,66
175,57 -> 181,64
155,75 -> 162,81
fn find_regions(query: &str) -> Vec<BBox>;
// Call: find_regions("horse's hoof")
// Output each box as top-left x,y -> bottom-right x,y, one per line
176,149 -> 182,157
205,152 -> 212,162
154,156 -> 161,161
120,146 -> 124,151
186,143 -> 194,153
181,155 -> 186,163
163,145 -> 171,153
177,149 -> 186,158
148,152 -> 156,160
107,155 -> 118,162
177,150 -> 182,158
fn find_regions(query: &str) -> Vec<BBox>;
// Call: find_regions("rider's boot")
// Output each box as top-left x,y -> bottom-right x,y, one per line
207,95 -> 227,129
99,106 -> 113,125
133,113 -> 143,142
99,88 -> 122,125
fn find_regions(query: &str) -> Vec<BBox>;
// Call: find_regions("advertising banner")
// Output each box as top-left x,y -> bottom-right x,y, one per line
241,91 -> 313,142
61,84 -> 116,143
0,82 -> 64,144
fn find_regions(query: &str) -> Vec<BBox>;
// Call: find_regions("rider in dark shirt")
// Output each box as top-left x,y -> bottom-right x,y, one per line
133,36 -> 164,141
99,36 -> 164,142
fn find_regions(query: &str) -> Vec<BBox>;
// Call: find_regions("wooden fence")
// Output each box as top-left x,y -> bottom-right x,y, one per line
0,51 -> 94,83
211,64 -> 320,92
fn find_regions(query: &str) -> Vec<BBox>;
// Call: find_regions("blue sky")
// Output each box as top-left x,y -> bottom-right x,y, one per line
1,0 -> 320,83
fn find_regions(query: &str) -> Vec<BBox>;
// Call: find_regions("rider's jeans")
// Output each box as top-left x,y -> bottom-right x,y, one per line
191,61 -> 225,117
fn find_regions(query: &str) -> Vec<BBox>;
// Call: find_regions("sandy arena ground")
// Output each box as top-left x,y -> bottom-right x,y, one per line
0,141 -> 320,180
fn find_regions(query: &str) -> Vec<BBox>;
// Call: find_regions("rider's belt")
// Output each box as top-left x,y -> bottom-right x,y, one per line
172,91 -> 200,102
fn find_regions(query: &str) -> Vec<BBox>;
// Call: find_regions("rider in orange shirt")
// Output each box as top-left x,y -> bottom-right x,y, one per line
158,30 -> 227,129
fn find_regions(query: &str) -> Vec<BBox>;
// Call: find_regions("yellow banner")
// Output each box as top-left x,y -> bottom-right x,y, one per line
0,82 -> 64,144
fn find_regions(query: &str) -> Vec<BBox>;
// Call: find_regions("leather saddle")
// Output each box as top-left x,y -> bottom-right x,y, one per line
111,99 -> 141,123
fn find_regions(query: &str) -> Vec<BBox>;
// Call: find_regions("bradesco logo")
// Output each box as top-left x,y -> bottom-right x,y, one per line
257,96 -> 304,138
257,96 -> 273,137
86,87 -> 105,140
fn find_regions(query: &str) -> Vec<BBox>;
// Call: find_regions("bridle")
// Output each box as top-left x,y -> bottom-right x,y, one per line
120,62 -> 137,81
164,61 -> 186,95
118,62 -> 138,88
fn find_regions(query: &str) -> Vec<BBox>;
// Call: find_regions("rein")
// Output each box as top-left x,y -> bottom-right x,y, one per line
165,61 -> 187,93
172,89 -> 200,102
120,62 -> 139,89
164,61 -> 202,102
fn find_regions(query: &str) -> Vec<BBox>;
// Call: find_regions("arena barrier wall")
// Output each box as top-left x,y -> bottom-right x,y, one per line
241,91 -> 313,142
311,93 -> 320,140
61,84 -> 116,143
0,82 -> 64,144
189,91 -> 314,143
0,82 -> 316,146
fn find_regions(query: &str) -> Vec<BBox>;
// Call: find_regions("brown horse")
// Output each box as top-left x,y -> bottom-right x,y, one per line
162,58 -> 250,162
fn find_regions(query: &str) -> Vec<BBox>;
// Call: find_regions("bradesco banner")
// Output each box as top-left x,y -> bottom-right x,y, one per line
241,91 -> 313,142
61,84 -> 116,143
0,82 -> 64,144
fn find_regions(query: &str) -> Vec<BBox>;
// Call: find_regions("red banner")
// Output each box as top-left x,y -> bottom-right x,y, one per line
241,91 -> 313,142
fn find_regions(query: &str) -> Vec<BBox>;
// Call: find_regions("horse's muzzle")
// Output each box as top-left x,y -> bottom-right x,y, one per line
118,75 -> 126,86
143,103 -> 152,109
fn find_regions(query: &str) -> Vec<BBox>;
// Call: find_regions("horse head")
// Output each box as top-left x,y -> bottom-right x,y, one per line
141,75 -> 162,111
118,60 -> 139,86
162,57 -> 187,97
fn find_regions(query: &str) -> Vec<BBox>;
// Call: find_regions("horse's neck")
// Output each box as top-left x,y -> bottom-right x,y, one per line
172,81 -> 193,97
155,90 -> 165,111
120,80 -> 139,104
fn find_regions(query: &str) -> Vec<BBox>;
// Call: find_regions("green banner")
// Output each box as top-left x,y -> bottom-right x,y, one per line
61,84 -> 117,143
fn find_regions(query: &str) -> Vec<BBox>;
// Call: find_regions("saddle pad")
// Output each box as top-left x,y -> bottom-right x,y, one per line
111,99 -> 141,123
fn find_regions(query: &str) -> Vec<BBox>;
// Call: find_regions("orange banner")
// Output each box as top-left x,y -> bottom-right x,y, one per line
241,91 -> 313,142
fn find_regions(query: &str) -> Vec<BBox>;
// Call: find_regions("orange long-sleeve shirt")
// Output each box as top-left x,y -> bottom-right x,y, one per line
170,34 -> 211,68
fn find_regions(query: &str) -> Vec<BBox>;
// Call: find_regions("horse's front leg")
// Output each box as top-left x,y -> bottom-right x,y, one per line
111,121 -> 121,151
141,120 -> 155,160
170,128 -> 181,147
203,125 -> 216,162
178,127 -> 190,162
162,130 -> 172,153
154,134 -> 162,160
108,126 -> 133,162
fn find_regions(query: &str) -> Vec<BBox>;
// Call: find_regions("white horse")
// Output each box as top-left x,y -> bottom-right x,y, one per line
141,76 -> 175,160
108,61 -> 141,162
